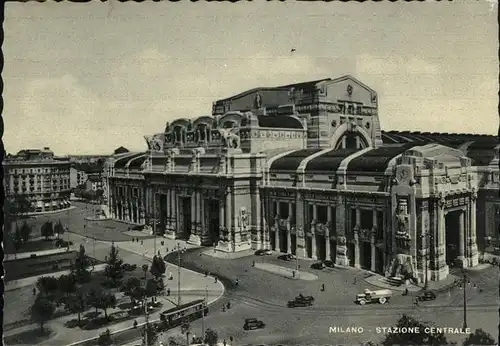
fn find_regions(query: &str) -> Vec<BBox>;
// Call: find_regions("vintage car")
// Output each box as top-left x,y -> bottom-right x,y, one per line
323,260 -> 335,268
254,249 -> 272,256
55,239 -> 73,248
356,289 -> 393,305
310,262 -> 325,270
277,254 -> 295,261
417,290 -> 437,301
287,297 -> 313,308
243,318 -> 266,330
295,294 -> 314,302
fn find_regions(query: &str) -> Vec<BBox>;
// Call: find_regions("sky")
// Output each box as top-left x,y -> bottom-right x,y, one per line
3,0 -> 498,155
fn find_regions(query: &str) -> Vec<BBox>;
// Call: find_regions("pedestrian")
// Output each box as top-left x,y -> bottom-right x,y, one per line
214,277 -> 218,283
353,277 -> 357,285
321,283 -> 325,291
161,240 -> 164,246
141,240 -> 144,245
158,250 -> 161,256
33,287 -> 36,296
229,336 -> 234,343
132,237 -> 134,243
292,270 -> 295,278
167,288 -> 171,296
403,288 -> 408,296
227,301 -> 231,309
414,297 -> 419,306
205,271 -> 208,277
222,305 -> 226,312
235,278 -> 239,286
252,260 -> 255,267
223,339 -> 227,346
133,320 -> 138,328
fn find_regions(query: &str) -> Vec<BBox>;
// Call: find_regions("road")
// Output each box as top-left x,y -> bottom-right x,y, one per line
155,248 -> 500,345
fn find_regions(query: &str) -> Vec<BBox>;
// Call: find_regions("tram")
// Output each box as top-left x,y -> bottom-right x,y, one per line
159,299 -> 208,329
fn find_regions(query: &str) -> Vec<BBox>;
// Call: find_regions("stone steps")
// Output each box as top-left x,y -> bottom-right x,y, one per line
383,276 -> 404,287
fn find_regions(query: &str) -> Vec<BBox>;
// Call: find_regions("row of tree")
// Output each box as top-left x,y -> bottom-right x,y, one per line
73,186 -> 105,204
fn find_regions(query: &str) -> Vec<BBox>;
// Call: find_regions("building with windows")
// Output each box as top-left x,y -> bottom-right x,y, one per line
106,75 -> 499,282
4,147 -> 72,213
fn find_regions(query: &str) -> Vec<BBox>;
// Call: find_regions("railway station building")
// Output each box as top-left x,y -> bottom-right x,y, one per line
105,75 -> 499,282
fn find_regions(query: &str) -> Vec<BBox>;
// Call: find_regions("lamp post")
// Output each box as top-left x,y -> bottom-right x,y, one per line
459,269 -> 476,330
176,243 -> 182,306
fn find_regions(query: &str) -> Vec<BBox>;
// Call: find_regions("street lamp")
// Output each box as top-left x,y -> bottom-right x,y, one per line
459,269 -> 476,330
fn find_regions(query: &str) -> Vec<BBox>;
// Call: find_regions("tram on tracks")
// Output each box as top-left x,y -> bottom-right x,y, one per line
159,299 -> 208,330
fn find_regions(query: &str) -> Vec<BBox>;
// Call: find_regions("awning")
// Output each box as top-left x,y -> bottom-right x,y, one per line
51,201 -> 57,206
36,201 -> 43,207
44,203 -> 50,207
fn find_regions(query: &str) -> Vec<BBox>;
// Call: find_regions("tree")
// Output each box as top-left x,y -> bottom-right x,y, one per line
204,328 -> 218,346
30,296 -> 55,333
64,288 -> 87,326
141,323 -> 159,346
381,315 -> 449,346
463,329 -> 495,346
168,336 -> 184,346
145,279 -> 158,303
41,221 -> 54,240
104,243 -> 124,286
88,286 -> 116,320
54,220 -> 65,239
73,245 -> 91,284
36,276 -> 59,298
150,256 -> 166,281
122,277 -> 142,303
58,274 -> 77,299
20,220 -> 33,243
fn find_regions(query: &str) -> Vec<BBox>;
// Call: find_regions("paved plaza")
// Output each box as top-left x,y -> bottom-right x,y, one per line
5,205 -> 499,345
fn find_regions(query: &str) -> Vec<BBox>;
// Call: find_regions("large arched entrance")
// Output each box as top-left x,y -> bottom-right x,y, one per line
180,197 -> 192,240
278,228 -> 288,253
445,210 -> 462,267
360,241 -> 371,270
316,234 -> 326,260
206,199 -> 220,245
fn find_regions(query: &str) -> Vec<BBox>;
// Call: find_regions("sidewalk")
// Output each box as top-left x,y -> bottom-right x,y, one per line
202,248 -> 254,259
5,237 -> 225,346
364,273 -> 458,293
6,264 -> 107,292
254,262 -> 318,281
5,247 -> 72,261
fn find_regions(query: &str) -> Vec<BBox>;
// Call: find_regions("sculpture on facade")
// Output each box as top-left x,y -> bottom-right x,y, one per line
254,93 -> 263,109
219,128 -> 240,149
395,199 -> 411,250
238,207 -> 249,231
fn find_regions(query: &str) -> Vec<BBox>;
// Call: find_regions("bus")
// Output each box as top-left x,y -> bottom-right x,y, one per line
159,299 -> 208,330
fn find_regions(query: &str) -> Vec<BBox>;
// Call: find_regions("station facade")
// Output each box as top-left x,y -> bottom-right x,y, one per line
105,75 -> 499,282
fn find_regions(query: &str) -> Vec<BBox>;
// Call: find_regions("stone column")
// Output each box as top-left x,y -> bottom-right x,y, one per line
335,195 -> 349,266
171,188 -> 177,234
311,204 -> 318,260
287,202 -> 292,254
296,192 -> 307,258
434,198 -> 449,280
190,190 -> 197,234
371,209 -> 377,272
457,209 -> 466,268
469,193 -> 479,266
226,188 -> 233,241
262,194 -> 271,250
326,206 -> 332,260
274,203 -> 280,252
255,188 -> 263,250
354,208 -> 361,268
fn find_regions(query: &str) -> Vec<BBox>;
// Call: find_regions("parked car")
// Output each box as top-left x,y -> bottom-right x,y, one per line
323,260 -> 335,268
287,297 -> 313,308
243,318 -> 265,330
55,239 -> 73,248
277,254 -> 295,261
295,294 -> 314,302
356,289 -> 392,305
310,262 -> 325,270
254,249 -> 272,256
121,263 -> 137,271
417,291 -> 437,302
